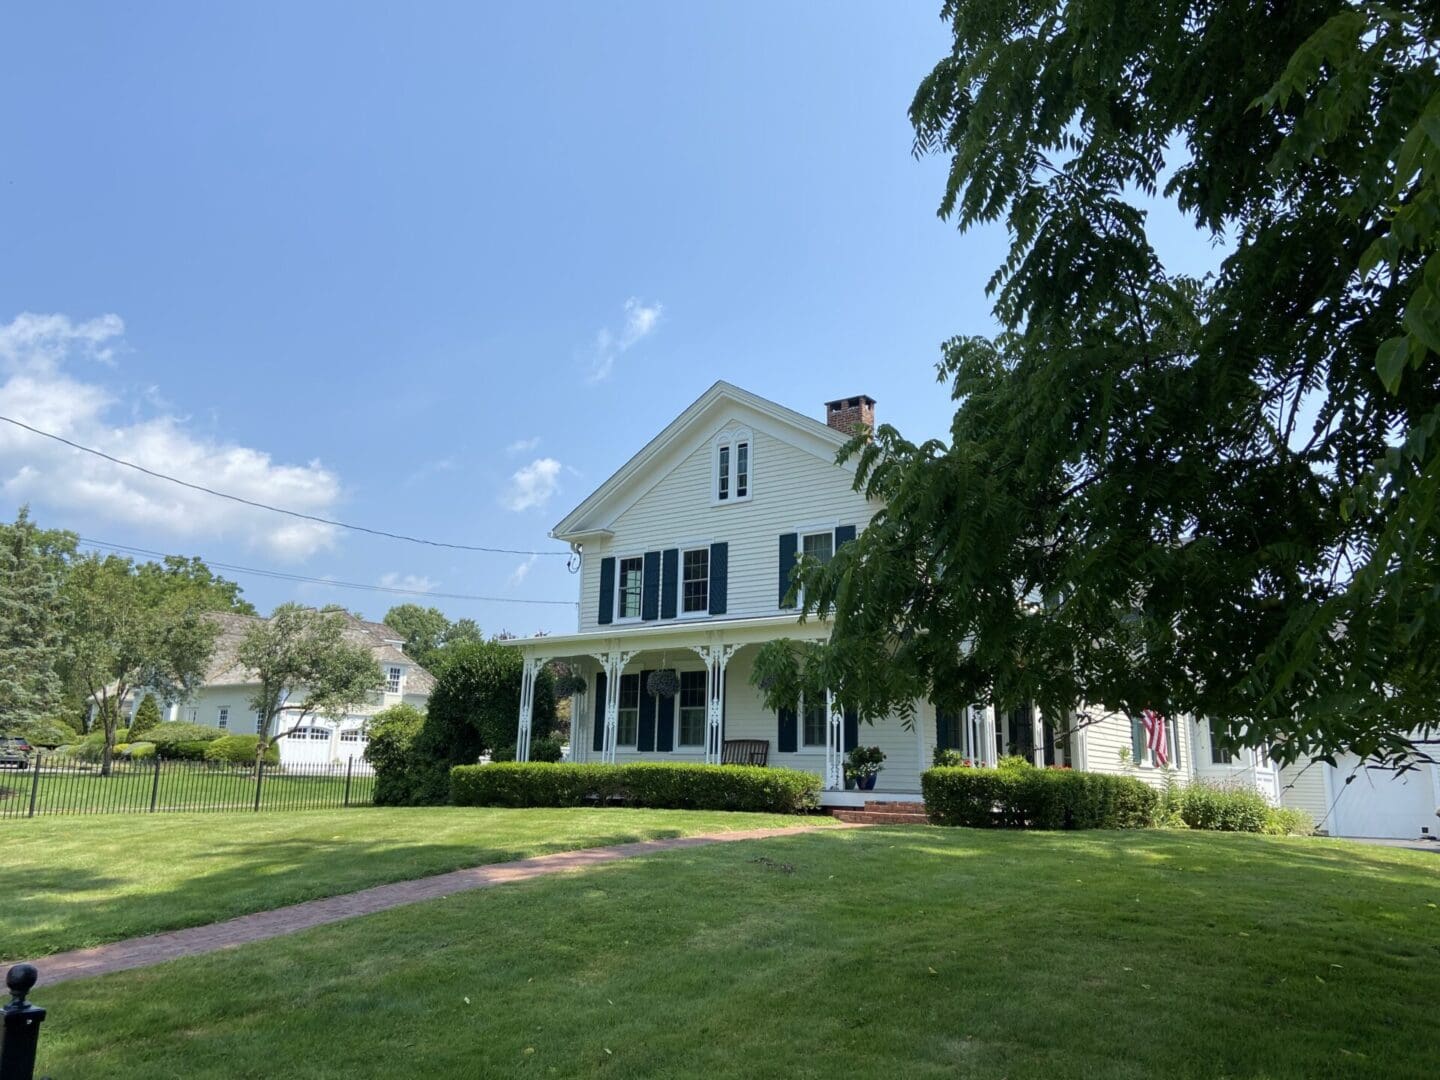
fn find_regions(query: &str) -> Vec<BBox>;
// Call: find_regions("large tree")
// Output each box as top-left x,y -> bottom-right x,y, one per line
61,553 -> 221,771
135,555 -> 257,616
382,603 -> 481,670
0,507 -> 76,736
237,604 -> 384,764
757,1 -> 1439,767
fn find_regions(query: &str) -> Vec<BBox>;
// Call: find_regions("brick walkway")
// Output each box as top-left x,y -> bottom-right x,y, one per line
23,823 -> 844,987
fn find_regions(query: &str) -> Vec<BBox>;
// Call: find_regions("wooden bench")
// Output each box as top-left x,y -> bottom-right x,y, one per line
721,739 -> 770,766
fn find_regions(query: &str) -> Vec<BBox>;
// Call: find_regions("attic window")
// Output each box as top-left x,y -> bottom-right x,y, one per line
386,666 -> 403,694
714,429 -> 753,505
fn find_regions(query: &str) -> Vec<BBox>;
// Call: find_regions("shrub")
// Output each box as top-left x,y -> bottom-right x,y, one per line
489,745 -> 517,762
364,703 -> 429,806
1264,806 -> 1315,836
1176,781 -> 1271,833
922,766 -> 1158,829
128,695 -> 162,740
204,735 -> 280,766
148,722 -> 225,760
452,762 -> 822,814
530,736 -> 564,763
70,728 -> 131,763
932,747 -> 975,768
124,742 -> 156,760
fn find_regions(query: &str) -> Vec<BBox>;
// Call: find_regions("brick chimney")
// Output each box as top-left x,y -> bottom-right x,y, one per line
824,395 -> 876,437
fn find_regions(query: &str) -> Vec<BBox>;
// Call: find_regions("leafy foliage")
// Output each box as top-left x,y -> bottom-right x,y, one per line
236,604 -> 384,761
128,694 -> 162,740
364,703 -> 429,806
203,734 -> 279,766
381,603 -> 482,670
147,722 -> 226,760
0,508 -> 76,735
767,0 -> 1440,767
451,762 -> 822,814
922,765 -> 1158,829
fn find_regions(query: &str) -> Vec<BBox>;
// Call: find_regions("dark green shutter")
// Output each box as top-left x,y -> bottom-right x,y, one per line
778,533 -> 798,607
844,706 -> 859,752
1131,716 -> 1145,762
660,548 -> 679,619
656,692 -> 674,752
593,672 -> 607,753
597,557 -> 616,625
641,552 -> 660,621
778,707 -> 797,753
708,542 -> 728,615
638,671 -> 656,751
835,524 -> 857,548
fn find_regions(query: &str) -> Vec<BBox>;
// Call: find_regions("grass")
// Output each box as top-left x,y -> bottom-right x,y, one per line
28,827 -> 1440,1079
0,806 -> 827,960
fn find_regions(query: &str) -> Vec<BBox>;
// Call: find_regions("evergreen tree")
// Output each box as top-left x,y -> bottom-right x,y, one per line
128,694 -> 162,740
0,508 -> 75,735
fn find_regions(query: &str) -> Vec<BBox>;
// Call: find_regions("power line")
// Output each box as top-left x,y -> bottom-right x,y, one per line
0,412 -> 568,557
78,536 -> 578,607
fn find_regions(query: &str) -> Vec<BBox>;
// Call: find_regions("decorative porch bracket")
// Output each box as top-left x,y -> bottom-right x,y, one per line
514,655 -> 545,762
689,643 -> 736,765
824,687 -> 844,790
591,650 -> 634,765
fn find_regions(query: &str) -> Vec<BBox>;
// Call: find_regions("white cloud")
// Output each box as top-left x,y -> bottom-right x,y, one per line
507,553 -> 538,587
587,297 -> 663,383
379,572 -> 438,593
0,312 -> 342,560
505,436 -> 541,455
404,457 -> 456,486
502,457 -> 562,512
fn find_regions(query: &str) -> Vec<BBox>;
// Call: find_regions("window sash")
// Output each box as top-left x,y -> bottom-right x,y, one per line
682,548 -> 709,613
618,557 -> 644,619
679,671 -> 706,745
717,445 -> 730,500
386,666 -> 403,693
217,707 -> 229,731
1208,719 -> 1233,764
736,442 -> 749,498
801,697 -> 827,747
617,674 -> 640,745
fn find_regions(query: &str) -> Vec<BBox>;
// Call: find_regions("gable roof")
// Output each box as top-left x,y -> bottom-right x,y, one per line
200,610 -> 436,696
550,380 -> 852,541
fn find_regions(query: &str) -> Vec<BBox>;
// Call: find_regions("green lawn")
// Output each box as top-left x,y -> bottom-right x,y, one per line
29,827 -> 1440,1079
0,806 -> 825,960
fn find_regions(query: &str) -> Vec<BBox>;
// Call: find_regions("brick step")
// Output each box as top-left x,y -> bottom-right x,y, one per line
831,808 -> 931,826
864,801 -> 927,815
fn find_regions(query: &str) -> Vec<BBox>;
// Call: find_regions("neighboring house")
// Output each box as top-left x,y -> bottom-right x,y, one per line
499,382 -> 1225,807
159,611 -> 434,768
1279,742 -> 1439,841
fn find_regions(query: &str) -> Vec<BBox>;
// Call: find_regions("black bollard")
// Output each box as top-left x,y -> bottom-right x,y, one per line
0,965 -> 45,1080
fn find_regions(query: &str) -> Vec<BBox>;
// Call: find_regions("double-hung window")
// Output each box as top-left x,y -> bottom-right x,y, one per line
616,674 -> 640,746
1208,718 -> 1233,765
735,441 -> 749,498
386,666 -> 403,694
801,695 -> 828,748
796,530 -> 835,606
217,706 -> 229,731
714,430 -> 753,503
682,547 -> 709,613
717,445 -> 731,500
617,556 -> 644,620
678,671 -> 707,746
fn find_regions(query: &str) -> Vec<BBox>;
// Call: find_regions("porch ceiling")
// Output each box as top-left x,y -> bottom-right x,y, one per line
500,612 -> 829,657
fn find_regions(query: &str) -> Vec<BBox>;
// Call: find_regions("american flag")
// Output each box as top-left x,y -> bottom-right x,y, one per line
1142,709 -> 1170,767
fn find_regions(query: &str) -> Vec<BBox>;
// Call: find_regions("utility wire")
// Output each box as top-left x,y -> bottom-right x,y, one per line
1,412 -> 569,557
78,536 -> 578,607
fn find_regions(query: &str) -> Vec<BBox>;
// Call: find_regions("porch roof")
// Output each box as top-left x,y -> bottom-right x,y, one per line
499,612 -> 830,656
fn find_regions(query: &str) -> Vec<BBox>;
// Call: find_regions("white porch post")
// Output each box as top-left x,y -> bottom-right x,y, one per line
515,655 -> 542,762
597,650 -> 633,765
825,687 -> 843,790
691,643 -> 735,765
571,683 -> 587,763
1032,705 -> 1046,768
982,705 -> 998,766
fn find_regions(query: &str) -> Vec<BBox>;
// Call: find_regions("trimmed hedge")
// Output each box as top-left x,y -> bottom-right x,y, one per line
452,762 -> 821,814
204,734 -> 280,766
922,766 -> 1158,829
148,723 -> 226,760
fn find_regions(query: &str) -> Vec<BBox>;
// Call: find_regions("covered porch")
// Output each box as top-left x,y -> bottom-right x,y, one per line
504,615 -> 931,802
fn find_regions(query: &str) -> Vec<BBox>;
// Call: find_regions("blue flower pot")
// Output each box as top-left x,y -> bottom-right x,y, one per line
858,773 -> 878,791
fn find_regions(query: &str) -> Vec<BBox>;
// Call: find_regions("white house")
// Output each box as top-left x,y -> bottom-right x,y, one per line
499,383 -> 1247,808
161,611 -> 434,769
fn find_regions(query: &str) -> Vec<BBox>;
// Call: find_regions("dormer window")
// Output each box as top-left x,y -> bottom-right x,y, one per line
713,428 -> 753,505
386,665 -> 403,694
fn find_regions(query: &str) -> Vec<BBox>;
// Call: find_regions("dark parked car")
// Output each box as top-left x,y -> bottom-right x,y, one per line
0,735 -> 33,770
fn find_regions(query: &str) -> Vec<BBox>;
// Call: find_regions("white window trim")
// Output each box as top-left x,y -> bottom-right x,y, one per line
711,428 -> 755,507
613,552 -> 647,624
676,670 -> 707,747
795,692 -> 829,754
616,672 -> 641,747
1134,715 -> 1181,769
386,665 -> 404,695
216,706 -> 230,731
793,521 -> 839,609
678,543 -> 713,619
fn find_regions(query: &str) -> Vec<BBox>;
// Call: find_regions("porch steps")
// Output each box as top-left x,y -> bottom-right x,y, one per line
830,801 -> 931,826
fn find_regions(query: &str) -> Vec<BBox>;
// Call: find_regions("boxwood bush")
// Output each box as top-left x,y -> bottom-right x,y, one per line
922,765 -> 1158,829
203,734 -> 280,766
452,762 -> 821,814
148,723 -> 225,760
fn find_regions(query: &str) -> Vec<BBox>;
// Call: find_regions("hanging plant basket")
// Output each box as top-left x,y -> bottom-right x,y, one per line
552,673 -> 588,700
647,669 -> 680,699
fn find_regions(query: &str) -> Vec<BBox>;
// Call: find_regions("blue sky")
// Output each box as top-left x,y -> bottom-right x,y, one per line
0,3 -> 1209,635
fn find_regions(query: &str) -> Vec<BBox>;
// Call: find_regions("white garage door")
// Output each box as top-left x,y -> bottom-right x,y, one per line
1330,756 -> 1439,840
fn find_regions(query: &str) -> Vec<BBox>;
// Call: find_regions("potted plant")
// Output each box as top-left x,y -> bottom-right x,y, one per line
647,669 -> 679,699
844,745 -> 886,791
552,673 -> 588,700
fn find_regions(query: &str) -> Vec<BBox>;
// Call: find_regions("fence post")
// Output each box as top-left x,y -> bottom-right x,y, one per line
1,964 -> 46,1080
343,756 -> 353,808
25,755 -> 41,820
149,756 -> 161,813
253,758 -> 264,813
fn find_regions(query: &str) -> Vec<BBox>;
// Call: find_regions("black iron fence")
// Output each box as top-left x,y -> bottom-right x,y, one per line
0,753 -> 374,819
